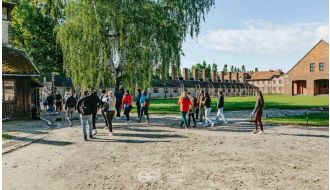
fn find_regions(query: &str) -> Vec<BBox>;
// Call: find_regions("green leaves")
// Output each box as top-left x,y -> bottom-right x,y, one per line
57,0 -> 215,89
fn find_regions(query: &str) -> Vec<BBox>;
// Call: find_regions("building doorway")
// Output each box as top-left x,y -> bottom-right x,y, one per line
292,80 -> 306,95
314,79 -> 329,95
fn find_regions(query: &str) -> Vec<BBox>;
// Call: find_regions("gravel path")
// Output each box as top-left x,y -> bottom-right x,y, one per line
3,116 -> 328,190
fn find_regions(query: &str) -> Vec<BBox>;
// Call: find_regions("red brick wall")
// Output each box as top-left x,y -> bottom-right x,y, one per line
284,40 -> 329,95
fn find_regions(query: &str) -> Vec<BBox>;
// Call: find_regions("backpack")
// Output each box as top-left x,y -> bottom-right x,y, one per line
66,97 -> 77,108
144,98 -> 150,107
79,97 -> 92,115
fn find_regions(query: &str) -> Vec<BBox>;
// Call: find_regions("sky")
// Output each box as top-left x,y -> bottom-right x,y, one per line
181,0 -> 329,72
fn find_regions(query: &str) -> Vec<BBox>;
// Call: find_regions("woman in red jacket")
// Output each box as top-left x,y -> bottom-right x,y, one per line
178,91 -> 191,129
122,90 -> 133,124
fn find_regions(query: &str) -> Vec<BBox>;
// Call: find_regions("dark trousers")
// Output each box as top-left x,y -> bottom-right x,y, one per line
137,105 -> 141,118
115,102 -> 121,117
188,112 -> 196,127
124,106 -> 132,122
254,111 -> 263,131
101,110 -> 108,127
92,112 -> 97,129
195,107 -> 199,120
105,111 -> 115,132
180,112 -> 188,128
139,107 -> 149,123
55,101 -> 62,112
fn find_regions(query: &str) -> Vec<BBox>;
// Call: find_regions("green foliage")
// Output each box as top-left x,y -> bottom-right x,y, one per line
255,67 -> 259,72
223,64 -> 228,73
136,95 -> 329,114
265,112 -> 329,126
241,65 -> 246,72
10,0 -> 64,80
57,0 -> 215,89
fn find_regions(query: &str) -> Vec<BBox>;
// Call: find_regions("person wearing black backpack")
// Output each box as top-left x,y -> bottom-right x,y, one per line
99,89 -> 108,129
76,91 -> 94,141
136,89 -> 142,119
187,92 -> 197,128
65,91 -> 77,127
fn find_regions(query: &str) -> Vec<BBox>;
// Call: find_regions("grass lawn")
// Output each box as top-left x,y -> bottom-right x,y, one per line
2,134 -> 12,141
132,95 -> 329,114
264,112 -> 329,126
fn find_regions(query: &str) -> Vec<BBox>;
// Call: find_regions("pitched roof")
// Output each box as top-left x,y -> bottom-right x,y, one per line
247,70 -> 283,81
286,39 -> 329,75
2,45 -> 40,76
151,79 -> 256,88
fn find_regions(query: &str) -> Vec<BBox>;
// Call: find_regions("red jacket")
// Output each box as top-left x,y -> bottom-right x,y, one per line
178,97 -> 191,112
122,94 -> 132,108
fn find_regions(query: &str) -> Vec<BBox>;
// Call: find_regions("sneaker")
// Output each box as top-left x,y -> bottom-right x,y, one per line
251,130 -> 258,134
224,121 -> 229,124
93,130 -> 98,135
84,137 -> 87,141
257,131 -> 265,135
211,123 -> 215,128
192,125 -> 197,128
127,120 -> 131,124
89,135 -> 95,139
109,132 -> 113,136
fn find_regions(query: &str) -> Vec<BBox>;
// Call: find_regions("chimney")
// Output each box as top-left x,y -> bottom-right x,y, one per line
211,70 -> 217,81
202,69 -> 207,81
193,68 -> 198,80
239,72 -> 246,83
219,71 -> 224,81
171,70 -> 178,80
182,68 -> 189,80
228,72 -> 232,82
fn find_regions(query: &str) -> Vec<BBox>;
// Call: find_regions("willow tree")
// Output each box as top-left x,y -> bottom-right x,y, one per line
57,0 -> 215,90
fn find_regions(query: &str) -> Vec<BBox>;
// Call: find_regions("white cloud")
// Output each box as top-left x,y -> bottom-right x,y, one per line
199,20 -> 329,56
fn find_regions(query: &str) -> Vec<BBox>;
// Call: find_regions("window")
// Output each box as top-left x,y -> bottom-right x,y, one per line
279,80 -> 282,84
2,7 -> 8,20
165,88 -> 169,93
3,80 -> 15,101
273,87 -> 276,92
153,88 -> 159,93
273,80 -> 276,84
279,87 -> 282,92
319,63 -> 324,71
310,63 -> 315,72
173,88 -> 178,93
268,87 -> 271,92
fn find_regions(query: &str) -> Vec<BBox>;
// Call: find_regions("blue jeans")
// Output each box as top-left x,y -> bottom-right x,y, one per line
47,104 -> 54,113
80,114 -> 93,139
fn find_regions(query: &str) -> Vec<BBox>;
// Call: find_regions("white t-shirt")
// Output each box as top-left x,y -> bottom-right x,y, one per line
102,96 -> 116,111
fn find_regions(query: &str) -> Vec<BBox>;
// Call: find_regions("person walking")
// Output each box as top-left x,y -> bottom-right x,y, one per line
214,91 -> 228,125
114,88 -> 124,118
195,91 -> 200,120
102,91 -> 116,136
46,93 -> 55,113
203,92 -> 215,127
198,89 -> 205,124
251,90 -> 265,134
99,89 -> 108,129
178,91 -> 191,129
187,92 -> 197,128
122,90 -> 133,124
139,90 -> 150,124
89,87 -> 101,135
55,91 -> 63,112
136,89 -> 142,119
76,91 -> 94,141
64,92 -> 77,127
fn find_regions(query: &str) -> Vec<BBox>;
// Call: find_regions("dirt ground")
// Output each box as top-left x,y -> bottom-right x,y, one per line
3,115 -> 329,190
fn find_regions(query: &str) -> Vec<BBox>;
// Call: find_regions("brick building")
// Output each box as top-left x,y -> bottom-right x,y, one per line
247,70 -> 284,94
284,40 -> 329,96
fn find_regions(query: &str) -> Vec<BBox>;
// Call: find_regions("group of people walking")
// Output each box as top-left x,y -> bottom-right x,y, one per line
44,86 -> 265,141
178,89 -> 265,134
45,87 -> 150,141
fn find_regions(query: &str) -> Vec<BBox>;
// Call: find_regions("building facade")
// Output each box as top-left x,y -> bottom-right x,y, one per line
284,40 -> 329,96
2,2 -> 40,118
247,70 -> 284,94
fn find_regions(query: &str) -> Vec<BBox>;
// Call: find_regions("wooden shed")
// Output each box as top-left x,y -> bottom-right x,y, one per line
2,45 -> 40,118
